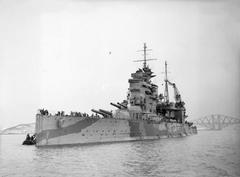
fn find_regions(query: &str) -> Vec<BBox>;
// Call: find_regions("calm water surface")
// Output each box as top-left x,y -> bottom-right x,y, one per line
1,125 -> 240,177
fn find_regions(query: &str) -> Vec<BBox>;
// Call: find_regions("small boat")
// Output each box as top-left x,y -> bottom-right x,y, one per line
22,139 -> 36,145
22,134 -> 36,145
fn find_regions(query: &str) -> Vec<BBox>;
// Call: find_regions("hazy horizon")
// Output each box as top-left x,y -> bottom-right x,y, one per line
1,0 -> 240,129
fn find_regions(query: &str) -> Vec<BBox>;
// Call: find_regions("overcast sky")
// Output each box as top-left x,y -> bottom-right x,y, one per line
0,0 -> 240,129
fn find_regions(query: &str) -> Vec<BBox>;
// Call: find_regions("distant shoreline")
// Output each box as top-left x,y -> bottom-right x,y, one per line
0,133 -> 32,135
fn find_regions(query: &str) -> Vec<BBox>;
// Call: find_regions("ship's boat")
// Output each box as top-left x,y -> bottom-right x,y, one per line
22,139 -> 36,145
35,43 -> 197,147
22,134 -> 36,145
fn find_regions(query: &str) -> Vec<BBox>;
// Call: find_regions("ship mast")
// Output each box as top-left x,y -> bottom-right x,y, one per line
143,43 -> 147,68
133,43 -> 157,69
164,61 -> 169,103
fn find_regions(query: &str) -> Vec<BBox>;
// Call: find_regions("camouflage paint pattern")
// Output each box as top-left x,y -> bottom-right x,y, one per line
35,115 -> 197,146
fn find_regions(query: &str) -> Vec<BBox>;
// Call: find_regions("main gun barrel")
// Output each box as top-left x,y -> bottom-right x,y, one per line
117,102 -> 127,109
110,102 -> 122,109
99,109 -> 112,116
91,109 -> 107,117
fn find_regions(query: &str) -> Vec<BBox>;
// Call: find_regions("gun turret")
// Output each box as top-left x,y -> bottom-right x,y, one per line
117,102 -> 127,109
99,109 -> 112,116
91,109 -> 108,117
110,102 -> 122,109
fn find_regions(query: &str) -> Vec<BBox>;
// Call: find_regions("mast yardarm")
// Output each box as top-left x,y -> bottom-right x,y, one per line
133,43 -> 157,69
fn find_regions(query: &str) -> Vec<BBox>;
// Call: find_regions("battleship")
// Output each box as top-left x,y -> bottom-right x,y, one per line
35,43 -> 197,146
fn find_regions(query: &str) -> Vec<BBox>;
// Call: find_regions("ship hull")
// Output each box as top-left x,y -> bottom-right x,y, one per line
35,115 -> 197,147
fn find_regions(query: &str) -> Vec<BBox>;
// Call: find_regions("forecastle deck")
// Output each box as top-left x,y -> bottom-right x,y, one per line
35,114 -> 197,146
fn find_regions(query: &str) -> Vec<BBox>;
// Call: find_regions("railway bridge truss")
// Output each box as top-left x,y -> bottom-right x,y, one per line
191,114 -> 240,130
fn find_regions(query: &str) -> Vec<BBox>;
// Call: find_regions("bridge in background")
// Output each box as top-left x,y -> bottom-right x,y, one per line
191,114 -> 240,130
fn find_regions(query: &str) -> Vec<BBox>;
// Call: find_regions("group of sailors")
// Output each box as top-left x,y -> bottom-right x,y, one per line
39,109 -> 49,115
26,133 -> 36,141
55,111 -> 65,116
25,133 -> 36,142
38,108 -> 100,118
70,111 -> 89,117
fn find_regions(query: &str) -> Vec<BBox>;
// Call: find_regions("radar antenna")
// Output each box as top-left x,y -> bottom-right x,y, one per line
133,43 -> 157,68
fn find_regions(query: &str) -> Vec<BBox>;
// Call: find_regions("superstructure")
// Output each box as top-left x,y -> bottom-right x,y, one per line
35,43 -> 197,146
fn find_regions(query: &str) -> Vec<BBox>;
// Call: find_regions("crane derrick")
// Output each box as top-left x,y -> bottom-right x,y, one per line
166,80 -> 182,103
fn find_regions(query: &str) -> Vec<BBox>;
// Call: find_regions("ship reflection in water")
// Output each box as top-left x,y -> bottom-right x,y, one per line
0,125 -> 240,177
